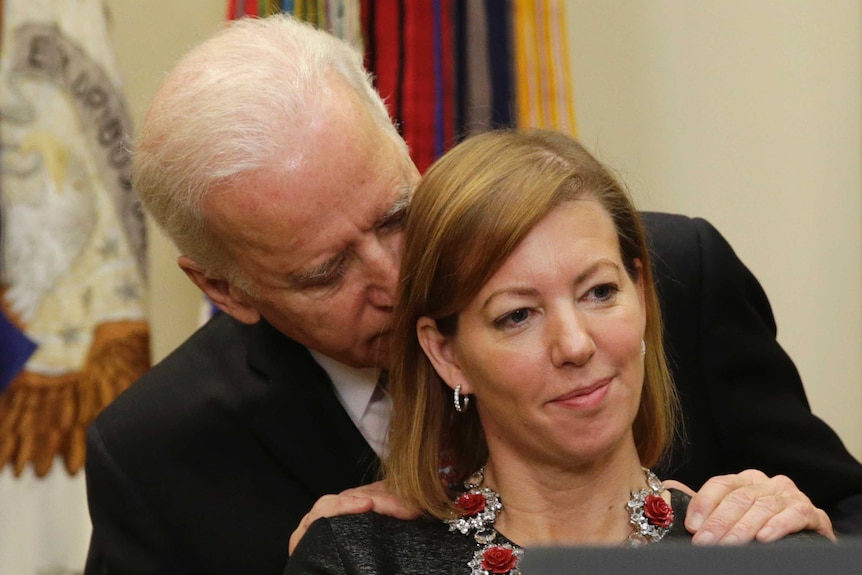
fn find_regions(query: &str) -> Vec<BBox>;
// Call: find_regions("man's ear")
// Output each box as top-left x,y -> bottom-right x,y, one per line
178,255 -> 261,325
416,317 -> 473,394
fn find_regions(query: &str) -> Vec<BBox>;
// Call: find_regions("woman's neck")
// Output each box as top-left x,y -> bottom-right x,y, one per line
483,441 -> 647,547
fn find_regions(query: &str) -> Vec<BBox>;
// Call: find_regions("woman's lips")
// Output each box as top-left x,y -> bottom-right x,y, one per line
549,378 -> 612,409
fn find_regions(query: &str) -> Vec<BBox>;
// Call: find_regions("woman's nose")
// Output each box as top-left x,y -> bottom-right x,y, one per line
549,309 -> 596,368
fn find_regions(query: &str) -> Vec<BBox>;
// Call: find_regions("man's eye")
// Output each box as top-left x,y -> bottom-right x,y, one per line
299,260 -> 348,290
380,209 -> 407,229
317,265 -> 347,287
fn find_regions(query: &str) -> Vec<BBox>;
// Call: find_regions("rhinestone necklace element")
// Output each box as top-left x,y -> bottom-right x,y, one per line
445,467 -> 674,575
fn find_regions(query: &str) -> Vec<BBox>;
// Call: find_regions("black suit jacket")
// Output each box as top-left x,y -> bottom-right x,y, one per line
84,212 -> 862,575
640,214 -> 862,520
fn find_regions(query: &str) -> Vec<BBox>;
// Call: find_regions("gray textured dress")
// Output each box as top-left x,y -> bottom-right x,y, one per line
286,489 -> 695,574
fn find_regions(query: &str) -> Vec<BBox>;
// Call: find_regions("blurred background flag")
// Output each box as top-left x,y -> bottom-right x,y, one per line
0,303 -> 37,393
512,0 -> 576,134
0,0 -> 150,571
0,0 -> 150,480
227,0 -> 577,173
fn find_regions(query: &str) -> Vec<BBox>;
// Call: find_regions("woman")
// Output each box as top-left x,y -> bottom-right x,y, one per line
287,130 -> 816,575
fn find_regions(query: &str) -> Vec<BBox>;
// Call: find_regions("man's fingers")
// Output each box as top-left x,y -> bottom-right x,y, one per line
691,486 -> 780,545
756,501 -> 836,543
365,492 -> 422,519
339,481 -> 421,520
685,470 -> 768,535
686,471 -> 836,545
662,479 -> 695,497
288,494 -> 375,555
288,481 -> 421,555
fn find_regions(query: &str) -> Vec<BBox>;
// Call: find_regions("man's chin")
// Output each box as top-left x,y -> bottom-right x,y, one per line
324,333 -> 392,369
340,353 -> 389,370
363,331 -> 392,369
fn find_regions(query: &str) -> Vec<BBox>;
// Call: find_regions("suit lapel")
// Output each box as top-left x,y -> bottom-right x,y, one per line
240,320 -> 380,497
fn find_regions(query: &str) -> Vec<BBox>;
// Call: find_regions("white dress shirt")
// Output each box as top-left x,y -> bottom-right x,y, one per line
308,349 -> 392,457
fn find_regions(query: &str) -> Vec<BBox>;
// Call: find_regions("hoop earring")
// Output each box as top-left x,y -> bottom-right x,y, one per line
453,385 -> 471,413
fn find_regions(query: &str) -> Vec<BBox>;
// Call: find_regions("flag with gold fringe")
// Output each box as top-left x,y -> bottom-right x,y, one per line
0,0 -> 150,479
512,0 -> 576,134
227,0 -> 576,172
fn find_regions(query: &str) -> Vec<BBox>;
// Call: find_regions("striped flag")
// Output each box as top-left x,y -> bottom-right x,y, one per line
512,0 -> 576,133
231,0 -> 577,171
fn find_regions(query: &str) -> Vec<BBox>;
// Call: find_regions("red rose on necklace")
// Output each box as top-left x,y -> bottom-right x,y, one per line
482,545 -> 518,573
456,491 -> 486,516
643,494 -> 674,528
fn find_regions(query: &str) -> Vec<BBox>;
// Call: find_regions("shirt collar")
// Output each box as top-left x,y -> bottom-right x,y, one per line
308,349 -> 381,423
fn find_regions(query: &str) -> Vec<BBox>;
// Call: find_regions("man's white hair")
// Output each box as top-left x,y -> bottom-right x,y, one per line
132,14 -> 406,287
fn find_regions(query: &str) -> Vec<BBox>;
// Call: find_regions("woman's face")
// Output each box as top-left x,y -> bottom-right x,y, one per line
421,199 -> 647,468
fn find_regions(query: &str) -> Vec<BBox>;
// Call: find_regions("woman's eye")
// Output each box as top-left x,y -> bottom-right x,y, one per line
509,309 -> 530,323
496,308 -> 531,328
589,284 -> 619,302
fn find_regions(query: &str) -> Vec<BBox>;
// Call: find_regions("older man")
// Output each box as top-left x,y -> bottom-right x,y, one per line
84,14 -> 860,575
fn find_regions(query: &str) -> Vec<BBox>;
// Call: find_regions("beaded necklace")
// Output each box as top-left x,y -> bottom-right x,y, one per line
445,467 -> 674,575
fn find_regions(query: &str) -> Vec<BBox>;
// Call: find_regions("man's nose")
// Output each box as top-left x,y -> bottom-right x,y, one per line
548,308 -> 596,368
366,235 -> 402,309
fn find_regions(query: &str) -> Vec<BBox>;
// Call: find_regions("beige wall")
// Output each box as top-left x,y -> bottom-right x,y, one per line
106,0 -> 223,360
567,0 -> 862,460
110,1 -> 862,461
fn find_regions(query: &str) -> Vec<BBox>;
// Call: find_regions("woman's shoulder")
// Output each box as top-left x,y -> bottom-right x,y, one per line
665,488 -> 695,541
325,511 -> 452,540
291,512 -> 474,575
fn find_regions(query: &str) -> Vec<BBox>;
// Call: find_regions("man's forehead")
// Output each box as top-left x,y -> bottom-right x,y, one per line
273,165 -> 407,267
276,75 -> 416,195
296,176 -> 411,260
203,82 -> 417,270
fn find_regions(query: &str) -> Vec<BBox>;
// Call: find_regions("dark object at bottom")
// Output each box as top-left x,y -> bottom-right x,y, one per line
520,539 -> 862,575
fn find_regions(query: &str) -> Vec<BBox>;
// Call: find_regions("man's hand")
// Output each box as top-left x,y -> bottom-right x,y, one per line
289,481 -> 420,555
664,470 -> 835,544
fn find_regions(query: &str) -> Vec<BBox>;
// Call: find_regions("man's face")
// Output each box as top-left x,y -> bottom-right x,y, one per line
204,89 -> 420,368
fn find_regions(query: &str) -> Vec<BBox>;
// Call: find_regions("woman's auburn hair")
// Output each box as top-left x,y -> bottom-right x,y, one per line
384,129 -> 678,520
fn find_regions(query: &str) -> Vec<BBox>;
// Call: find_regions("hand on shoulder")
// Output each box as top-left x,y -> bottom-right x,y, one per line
289,480 -> 421,555
665,470 -> 835,544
